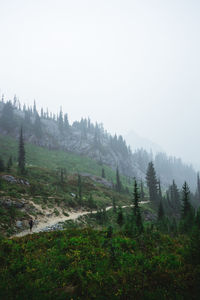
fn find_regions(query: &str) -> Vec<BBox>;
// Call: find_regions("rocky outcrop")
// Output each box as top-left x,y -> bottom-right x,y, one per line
2,175 -> 30,186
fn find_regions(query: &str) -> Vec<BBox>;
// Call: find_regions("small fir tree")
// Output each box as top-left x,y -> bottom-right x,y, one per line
101,168 -> 105,178
78,174 -> 82,204
117,206 -> 124,227
18,127 -> 26,174
140,180 -> 145,201
116,166 -> 122,193
158,200 -> 164,221
6,156 -> 13,172
133,180 -> 143,232
181,182 -> 191,219
0,158 -> 5,172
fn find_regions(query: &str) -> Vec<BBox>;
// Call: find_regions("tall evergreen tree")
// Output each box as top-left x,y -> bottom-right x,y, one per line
34,113 -> 42,138
0,158 -> 5,172
33,100 -> 37,114
58,107 -> 64,132
133,180 -> 143,232
18,127 -> 25,174
169,180 -> 181,213
146,162 -> 158,204
117,206 -> 124,227
6,156 -> 13,172
78,174 -> 82,204
140,180 -> 145,201
101,168 -> 105,178
112,196 -> 117,213
64,113 -> 69,131
158,180 -> 162,202
197,173 -> 200,202
181,182 -> 191,219
158,200 -> 164,221
116,166 -> 122,193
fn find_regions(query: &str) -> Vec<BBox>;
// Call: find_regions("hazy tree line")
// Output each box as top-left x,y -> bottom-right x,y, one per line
0,96 -> 197,190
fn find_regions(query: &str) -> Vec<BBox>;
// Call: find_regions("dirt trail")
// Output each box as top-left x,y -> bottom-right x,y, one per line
12,201 -> 149,238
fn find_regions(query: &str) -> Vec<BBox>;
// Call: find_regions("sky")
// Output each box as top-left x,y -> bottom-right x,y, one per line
0,0 -> 200,168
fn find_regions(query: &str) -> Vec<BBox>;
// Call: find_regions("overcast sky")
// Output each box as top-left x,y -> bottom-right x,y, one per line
0,0 -> 200,167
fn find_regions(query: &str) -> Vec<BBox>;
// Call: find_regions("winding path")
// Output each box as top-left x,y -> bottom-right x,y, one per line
13,201 -> 149,238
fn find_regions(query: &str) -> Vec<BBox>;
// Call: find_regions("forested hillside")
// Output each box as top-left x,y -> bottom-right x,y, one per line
0,97 -> 197,190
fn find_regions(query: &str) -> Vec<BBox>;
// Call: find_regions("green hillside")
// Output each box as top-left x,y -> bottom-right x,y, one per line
0,134 -> 132,188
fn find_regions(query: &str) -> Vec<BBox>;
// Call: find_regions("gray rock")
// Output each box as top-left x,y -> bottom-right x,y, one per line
16,221 -> 23,228
2,175 -> 17,184
1,175 -> 30,186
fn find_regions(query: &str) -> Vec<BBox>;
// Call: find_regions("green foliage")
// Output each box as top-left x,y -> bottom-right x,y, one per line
0,229 -> 200,299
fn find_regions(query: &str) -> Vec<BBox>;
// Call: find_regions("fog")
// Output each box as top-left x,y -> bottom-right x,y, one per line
0,0 -> 200,168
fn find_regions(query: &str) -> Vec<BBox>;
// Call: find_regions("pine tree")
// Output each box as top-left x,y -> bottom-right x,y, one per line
146,162 -> 158,204
58,107 -> 64,132
112,196 -> 116,213
88,193 -> 94,209
197,173 -> 200,202
116,166 -> 122,193
7,156 -> 13,172
140,180 -> 145,201
170,180 -> 181,213
34,113 -> 42,138
33,100 -> 37,114
158,180 -> 162,201
40,108 -> 44,118
78,174 -> 82,204
64,113 -> 69,131
117,206 -> 124,227
0,158 -> 5,172
158,200 -> 164,221
181,182 -> 191,219
18,127 -> 26,174
101,168 -> 105,178
133,180 -> 143,232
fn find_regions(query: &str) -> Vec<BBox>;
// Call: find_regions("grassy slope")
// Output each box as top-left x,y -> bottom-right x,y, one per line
0,134 -> 135,236
0,134 -> 131,188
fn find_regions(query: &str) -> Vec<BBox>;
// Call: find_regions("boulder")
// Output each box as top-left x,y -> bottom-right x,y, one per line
16,221 -> 23,228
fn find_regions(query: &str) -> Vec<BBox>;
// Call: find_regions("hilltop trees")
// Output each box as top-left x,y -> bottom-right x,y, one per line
18,127 -> 25,174
146,162 -> 158,204
0,101 -> 15,132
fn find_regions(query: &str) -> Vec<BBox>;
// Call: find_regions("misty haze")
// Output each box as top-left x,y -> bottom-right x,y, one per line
0,1 -> 200,299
